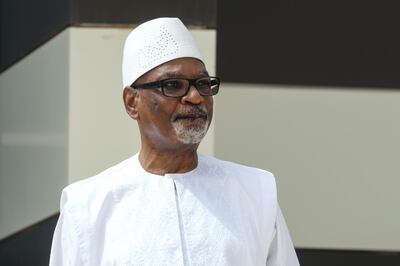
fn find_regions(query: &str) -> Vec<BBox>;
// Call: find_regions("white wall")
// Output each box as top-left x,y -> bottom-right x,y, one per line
215,83 -> 400,251
68,27 -> 138,184
0,31 -> 69,239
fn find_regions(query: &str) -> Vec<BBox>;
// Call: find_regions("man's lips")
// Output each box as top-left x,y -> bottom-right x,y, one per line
173,113 -> 208,122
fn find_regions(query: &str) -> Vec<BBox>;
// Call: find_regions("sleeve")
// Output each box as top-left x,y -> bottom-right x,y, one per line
49,190 -> 85,266
266,205 -> 300,266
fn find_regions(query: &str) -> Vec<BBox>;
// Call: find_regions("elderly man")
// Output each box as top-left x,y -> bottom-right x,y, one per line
50,17 -> 299,266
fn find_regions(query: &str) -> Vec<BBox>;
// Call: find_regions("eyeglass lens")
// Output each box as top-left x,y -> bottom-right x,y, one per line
162,77 -> 219,97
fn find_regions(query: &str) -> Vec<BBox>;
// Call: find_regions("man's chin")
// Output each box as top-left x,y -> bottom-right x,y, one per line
172,120 -> 209,144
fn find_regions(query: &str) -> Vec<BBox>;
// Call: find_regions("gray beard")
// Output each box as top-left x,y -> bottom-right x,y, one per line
172,119 -> 209,144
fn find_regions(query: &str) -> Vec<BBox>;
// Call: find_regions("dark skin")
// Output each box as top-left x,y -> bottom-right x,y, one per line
123,57 -> 214,175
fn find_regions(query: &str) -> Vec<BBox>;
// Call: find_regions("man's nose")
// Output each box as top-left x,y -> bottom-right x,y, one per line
181,85 -> 204,105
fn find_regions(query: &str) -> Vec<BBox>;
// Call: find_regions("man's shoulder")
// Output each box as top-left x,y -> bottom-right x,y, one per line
199,154 -> 275,179
199,154 -> 277,195
199,154 -> 278,214
60,155 -> 137,209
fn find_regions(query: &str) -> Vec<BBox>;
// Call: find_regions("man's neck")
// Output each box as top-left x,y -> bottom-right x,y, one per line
139,146 -> 198,175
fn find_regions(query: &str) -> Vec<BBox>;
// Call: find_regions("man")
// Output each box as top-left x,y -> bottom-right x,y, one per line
50,17 -> 299,266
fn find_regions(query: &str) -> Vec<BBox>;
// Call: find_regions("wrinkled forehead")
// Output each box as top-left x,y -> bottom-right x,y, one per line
122,17 -> 204,87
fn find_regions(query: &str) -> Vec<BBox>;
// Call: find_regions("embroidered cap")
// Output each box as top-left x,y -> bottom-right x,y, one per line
122,17 -> 204,87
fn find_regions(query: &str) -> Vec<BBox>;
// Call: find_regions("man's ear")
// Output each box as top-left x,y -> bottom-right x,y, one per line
123,86 -> 139,120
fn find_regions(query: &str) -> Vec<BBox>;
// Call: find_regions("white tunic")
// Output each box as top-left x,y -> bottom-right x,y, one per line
50,154 -> 299,266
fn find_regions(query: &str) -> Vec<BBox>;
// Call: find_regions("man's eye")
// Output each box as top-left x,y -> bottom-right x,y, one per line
164,80 -> 183,89
197,79 -> 211,88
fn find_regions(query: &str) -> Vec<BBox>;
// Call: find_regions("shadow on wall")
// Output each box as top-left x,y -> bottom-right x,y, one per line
0,214 -> 58,265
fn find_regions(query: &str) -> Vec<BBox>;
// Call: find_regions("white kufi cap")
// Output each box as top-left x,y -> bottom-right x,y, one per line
122,17 -> 204,87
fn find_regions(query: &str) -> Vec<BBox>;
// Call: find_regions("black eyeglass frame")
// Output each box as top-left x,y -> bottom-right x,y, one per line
130,76 -> 220,97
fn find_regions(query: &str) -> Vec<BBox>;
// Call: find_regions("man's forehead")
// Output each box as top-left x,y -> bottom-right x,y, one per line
140,58 -> 208,82
158,70 -> 208,78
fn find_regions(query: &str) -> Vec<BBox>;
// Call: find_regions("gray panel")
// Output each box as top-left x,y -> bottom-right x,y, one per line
0,29 -> 69,239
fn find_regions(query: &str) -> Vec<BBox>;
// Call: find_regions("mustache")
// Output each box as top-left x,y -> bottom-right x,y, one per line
172,105 -> 208,121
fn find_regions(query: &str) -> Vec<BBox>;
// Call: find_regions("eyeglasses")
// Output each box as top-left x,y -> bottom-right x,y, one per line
130,76 -> 220,97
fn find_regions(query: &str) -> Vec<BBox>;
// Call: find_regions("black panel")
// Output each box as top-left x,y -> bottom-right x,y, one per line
297,248 -> 400,266
72,0 -> 216,28
1,0 -> 71,72
217,0 -> 400,88
0,214 -> 59,266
